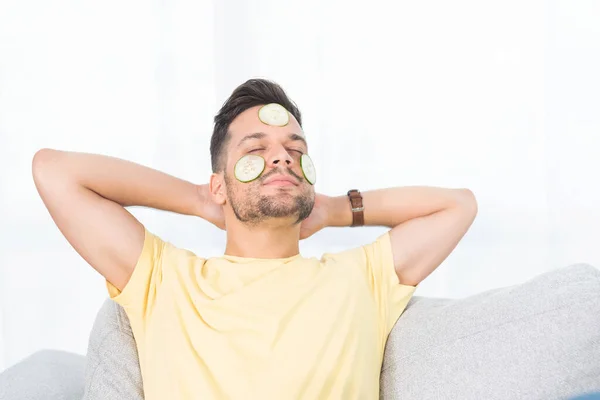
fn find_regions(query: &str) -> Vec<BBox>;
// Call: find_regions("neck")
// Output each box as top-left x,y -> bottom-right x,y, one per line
224,218 -> 301,259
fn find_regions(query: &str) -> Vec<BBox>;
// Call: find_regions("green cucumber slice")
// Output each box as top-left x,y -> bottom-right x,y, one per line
234,154 -> 265,183
300,154 -> 316,185
258,103 -> 289,126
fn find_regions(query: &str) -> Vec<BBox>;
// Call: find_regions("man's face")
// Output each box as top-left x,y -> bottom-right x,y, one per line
222,105 -> 315,226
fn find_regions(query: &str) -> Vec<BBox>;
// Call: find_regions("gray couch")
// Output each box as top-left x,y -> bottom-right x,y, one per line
1,263 -> 599,400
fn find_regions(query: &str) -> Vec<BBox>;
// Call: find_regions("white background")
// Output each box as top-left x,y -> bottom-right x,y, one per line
0,0 -> 598,372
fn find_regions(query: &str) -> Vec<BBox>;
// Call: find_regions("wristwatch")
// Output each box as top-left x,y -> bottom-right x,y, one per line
347,189 -> 364,227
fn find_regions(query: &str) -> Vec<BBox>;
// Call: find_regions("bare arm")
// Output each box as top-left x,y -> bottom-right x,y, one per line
32,148 -> 207,291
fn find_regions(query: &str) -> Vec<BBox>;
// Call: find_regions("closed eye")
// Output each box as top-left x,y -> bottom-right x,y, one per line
248,148 -> 304,154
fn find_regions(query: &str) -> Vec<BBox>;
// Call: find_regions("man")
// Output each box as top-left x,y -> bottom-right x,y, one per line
32,78 -> 478,399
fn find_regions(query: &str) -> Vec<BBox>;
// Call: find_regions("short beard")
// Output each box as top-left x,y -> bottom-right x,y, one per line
224,172 -> 314,227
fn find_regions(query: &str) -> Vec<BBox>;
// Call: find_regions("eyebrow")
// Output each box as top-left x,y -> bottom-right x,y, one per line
236,132 -> 307,148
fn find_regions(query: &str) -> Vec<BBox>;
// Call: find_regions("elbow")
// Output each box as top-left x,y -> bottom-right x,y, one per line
32,148 -> 62,183
456,188 -> 478,219
32,149 -> 47,180
32,148 -> 54,171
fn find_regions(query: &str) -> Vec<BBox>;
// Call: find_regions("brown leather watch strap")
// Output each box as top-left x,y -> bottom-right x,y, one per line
347,189 -> 364,227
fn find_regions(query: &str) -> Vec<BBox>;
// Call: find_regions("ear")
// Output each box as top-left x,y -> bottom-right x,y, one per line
209,172 -> 227,205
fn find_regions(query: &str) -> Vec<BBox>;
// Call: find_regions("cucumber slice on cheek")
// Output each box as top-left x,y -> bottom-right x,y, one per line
300,154 -> 316,185
234,155 -> 266,183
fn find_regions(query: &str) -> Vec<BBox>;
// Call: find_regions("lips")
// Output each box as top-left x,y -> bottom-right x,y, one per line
263,175 -> 299,186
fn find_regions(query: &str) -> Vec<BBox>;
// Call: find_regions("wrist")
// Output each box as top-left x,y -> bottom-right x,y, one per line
326,195 -> 353,227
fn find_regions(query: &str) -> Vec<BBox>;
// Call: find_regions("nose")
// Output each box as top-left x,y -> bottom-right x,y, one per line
266,144 -> 295,168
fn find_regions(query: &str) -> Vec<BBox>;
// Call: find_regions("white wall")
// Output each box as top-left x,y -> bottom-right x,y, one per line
0,0 -> 598,372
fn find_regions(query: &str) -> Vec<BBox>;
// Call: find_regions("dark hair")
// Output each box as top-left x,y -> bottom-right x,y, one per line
210,78 -> 303,173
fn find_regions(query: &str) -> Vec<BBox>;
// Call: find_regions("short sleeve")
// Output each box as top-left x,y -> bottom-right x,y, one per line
105,227 -> 165,314
356,231 -> 417,338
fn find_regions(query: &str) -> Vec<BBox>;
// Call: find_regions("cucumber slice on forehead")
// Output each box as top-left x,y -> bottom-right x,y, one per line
234,154 -> 265,183
258,103 -> 290,126
300,154 -> 316,185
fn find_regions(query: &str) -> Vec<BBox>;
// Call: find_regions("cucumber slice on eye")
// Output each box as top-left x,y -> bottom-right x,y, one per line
234,154 -> 266,183
300,154 -> 316,185
258,103 -> 290,127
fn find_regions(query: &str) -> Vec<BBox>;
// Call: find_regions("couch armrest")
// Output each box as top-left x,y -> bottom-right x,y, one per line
0,349 -> 85,400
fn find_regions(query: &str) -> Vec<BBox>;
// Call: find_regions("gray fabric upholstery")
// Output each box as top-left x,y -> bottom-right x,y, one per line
380,263 -> 600,400
0,350 -> 85,400
82,299 -> 143,400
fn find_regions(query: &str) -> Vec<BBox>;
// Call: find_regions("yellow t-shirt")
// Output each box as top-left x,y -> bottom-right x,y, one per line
106,228 -> 416,400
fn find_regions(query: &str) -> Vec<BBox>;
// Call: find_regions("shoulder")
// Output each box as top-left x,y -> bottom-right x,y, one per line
141,228 -> 207,273
321,231 -> 392,264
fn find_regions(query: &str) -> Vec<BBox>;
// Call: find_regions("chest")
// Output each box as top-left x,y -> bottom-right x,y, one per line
145,262 -> 380,357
